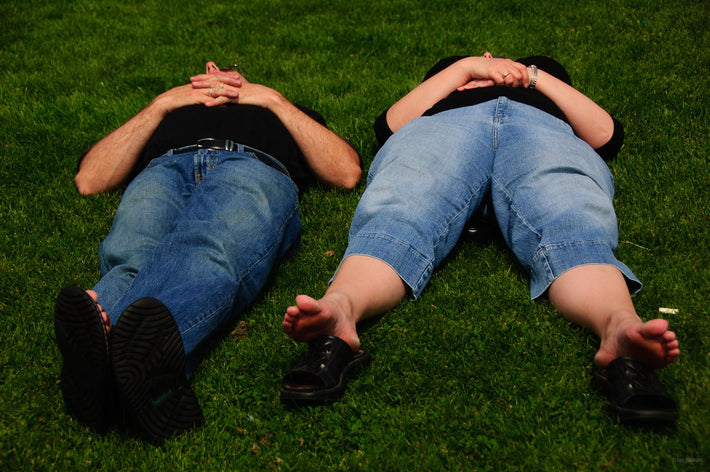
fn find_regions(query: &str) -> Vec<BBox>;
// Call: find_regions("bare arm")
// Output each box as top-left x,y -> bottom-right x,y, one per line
75,84 -> 225,195
527,67 -> 614,149
250,87 -> 361,189
385,56 -> 527,134
384,55 -> 615,150
192,73 -> 361,189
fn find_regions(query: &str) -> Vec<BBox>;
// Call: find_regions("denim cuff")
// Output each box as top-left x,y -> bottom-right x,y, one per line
339,232 -> 434,299
530,240 -> 642,300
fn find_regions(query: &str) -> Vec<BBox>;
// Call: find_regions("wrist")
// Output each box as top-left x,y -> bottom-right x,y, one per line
462,56 -> 485,80
261,88 -> 289,113
149,94 -> 177,118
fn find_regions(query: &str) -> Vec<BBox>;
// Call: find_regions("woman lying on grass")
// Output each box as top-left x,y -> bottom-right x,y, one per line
281,52 -> 680,428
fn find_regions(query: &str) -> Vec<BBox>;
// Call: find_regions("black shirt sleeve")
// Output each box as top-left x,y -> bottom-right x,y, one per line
594,117 -> 624,161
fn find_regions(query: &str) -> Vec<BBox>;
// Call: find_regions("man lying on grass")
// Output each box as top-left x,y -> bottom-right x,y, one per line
53,61 -> 360,444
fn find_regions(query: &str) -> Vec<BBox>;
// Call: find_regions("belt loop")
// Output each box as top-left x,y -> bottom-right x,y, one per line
237,143 -> 244,153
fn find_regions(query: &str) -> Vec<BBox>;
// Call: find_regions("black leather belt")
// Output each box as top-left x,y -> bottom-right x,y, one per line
172,138 -> 288,176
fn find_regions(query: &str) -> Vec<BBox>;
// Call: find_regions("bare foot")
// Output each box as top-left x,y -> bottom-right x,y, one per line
595,317 -> 680,369
283,294 -> 360,351
86,290 -> 112,332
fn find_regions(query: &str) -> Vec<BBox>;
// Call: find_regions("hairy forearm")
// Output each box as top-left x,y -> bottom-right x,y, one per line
75,100 -> 168,195
192,73 -> 361,188
76,84 -> 212,195
263,92 -> 361,189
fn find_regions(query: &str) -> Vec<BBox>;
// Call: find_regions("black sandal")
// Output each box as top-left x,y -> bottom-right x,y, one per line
281,336 -> 371,404
594,356 -> 678,428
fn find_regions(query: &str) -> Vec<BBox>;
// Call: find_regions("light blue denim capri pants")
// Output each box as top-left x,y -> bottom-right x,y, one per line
342,97 -> 641,300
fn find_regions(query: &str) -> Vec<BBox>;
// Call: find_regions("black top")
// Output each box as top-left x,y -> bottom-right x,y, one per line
374,56 -> 623,161
83,103 -> 327,190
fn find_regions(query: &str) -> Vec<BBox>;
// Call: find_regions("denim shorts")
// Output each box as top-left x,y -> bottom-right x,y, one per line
342,98 -> 641,299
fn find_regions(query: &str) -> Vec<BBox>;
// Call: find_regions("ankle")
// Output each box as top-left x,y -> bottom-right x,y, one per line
322,291 -> 357,324
319,291 -> 361,351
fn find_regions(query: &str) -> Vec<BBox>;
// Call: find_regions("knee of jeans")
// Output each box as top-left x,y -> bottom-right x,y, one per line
277,220 -> 302,260
108,239 -> 147,273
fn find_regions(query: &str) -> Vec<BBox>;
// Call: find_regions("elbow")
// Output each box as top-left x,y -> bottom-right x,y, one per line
339,151 -> 362,189
74,172 -> 104,195
75,173 -> 94,195
340,166 -> 362,189
586,121 -> 616,150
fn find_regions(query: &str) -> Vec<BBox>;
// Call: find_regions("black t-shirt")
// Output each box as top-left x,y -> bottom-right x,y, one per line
84,103 -> 326,190
374,56 -> 623,161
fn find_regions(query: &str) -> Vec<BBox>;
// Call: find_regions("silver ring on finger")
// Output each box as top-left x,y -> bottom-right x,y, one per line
208,88 -> 213,97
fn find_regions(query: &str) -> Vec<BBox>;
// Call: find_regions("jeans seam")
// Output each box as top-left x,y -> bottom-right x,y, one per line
179,199 -> 300,341
490,174 -> 543,243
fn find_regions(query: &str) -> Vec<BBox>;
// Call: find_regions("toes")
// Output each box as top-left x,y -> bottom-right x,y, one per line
295,294 -> 321,313
662,331 -> 677,342
640,318 -> 669,338
283,316 -> 296,330
285,306 -> 300,316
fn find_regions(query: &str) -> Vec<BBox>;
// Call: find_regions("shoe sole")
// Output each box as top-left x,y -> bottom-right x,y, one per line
111,298 -> 203,444
54,286 -> 114,432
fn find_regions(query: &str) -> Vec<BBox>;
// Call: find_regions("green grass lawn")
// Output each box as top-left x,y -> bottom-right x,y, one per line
1,0 -> 708,470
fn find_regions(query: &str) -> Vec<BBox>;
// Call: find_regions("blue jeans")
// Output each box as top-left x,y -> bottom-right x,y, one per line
93,147 -> 301,363
343,98 -> 641,299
